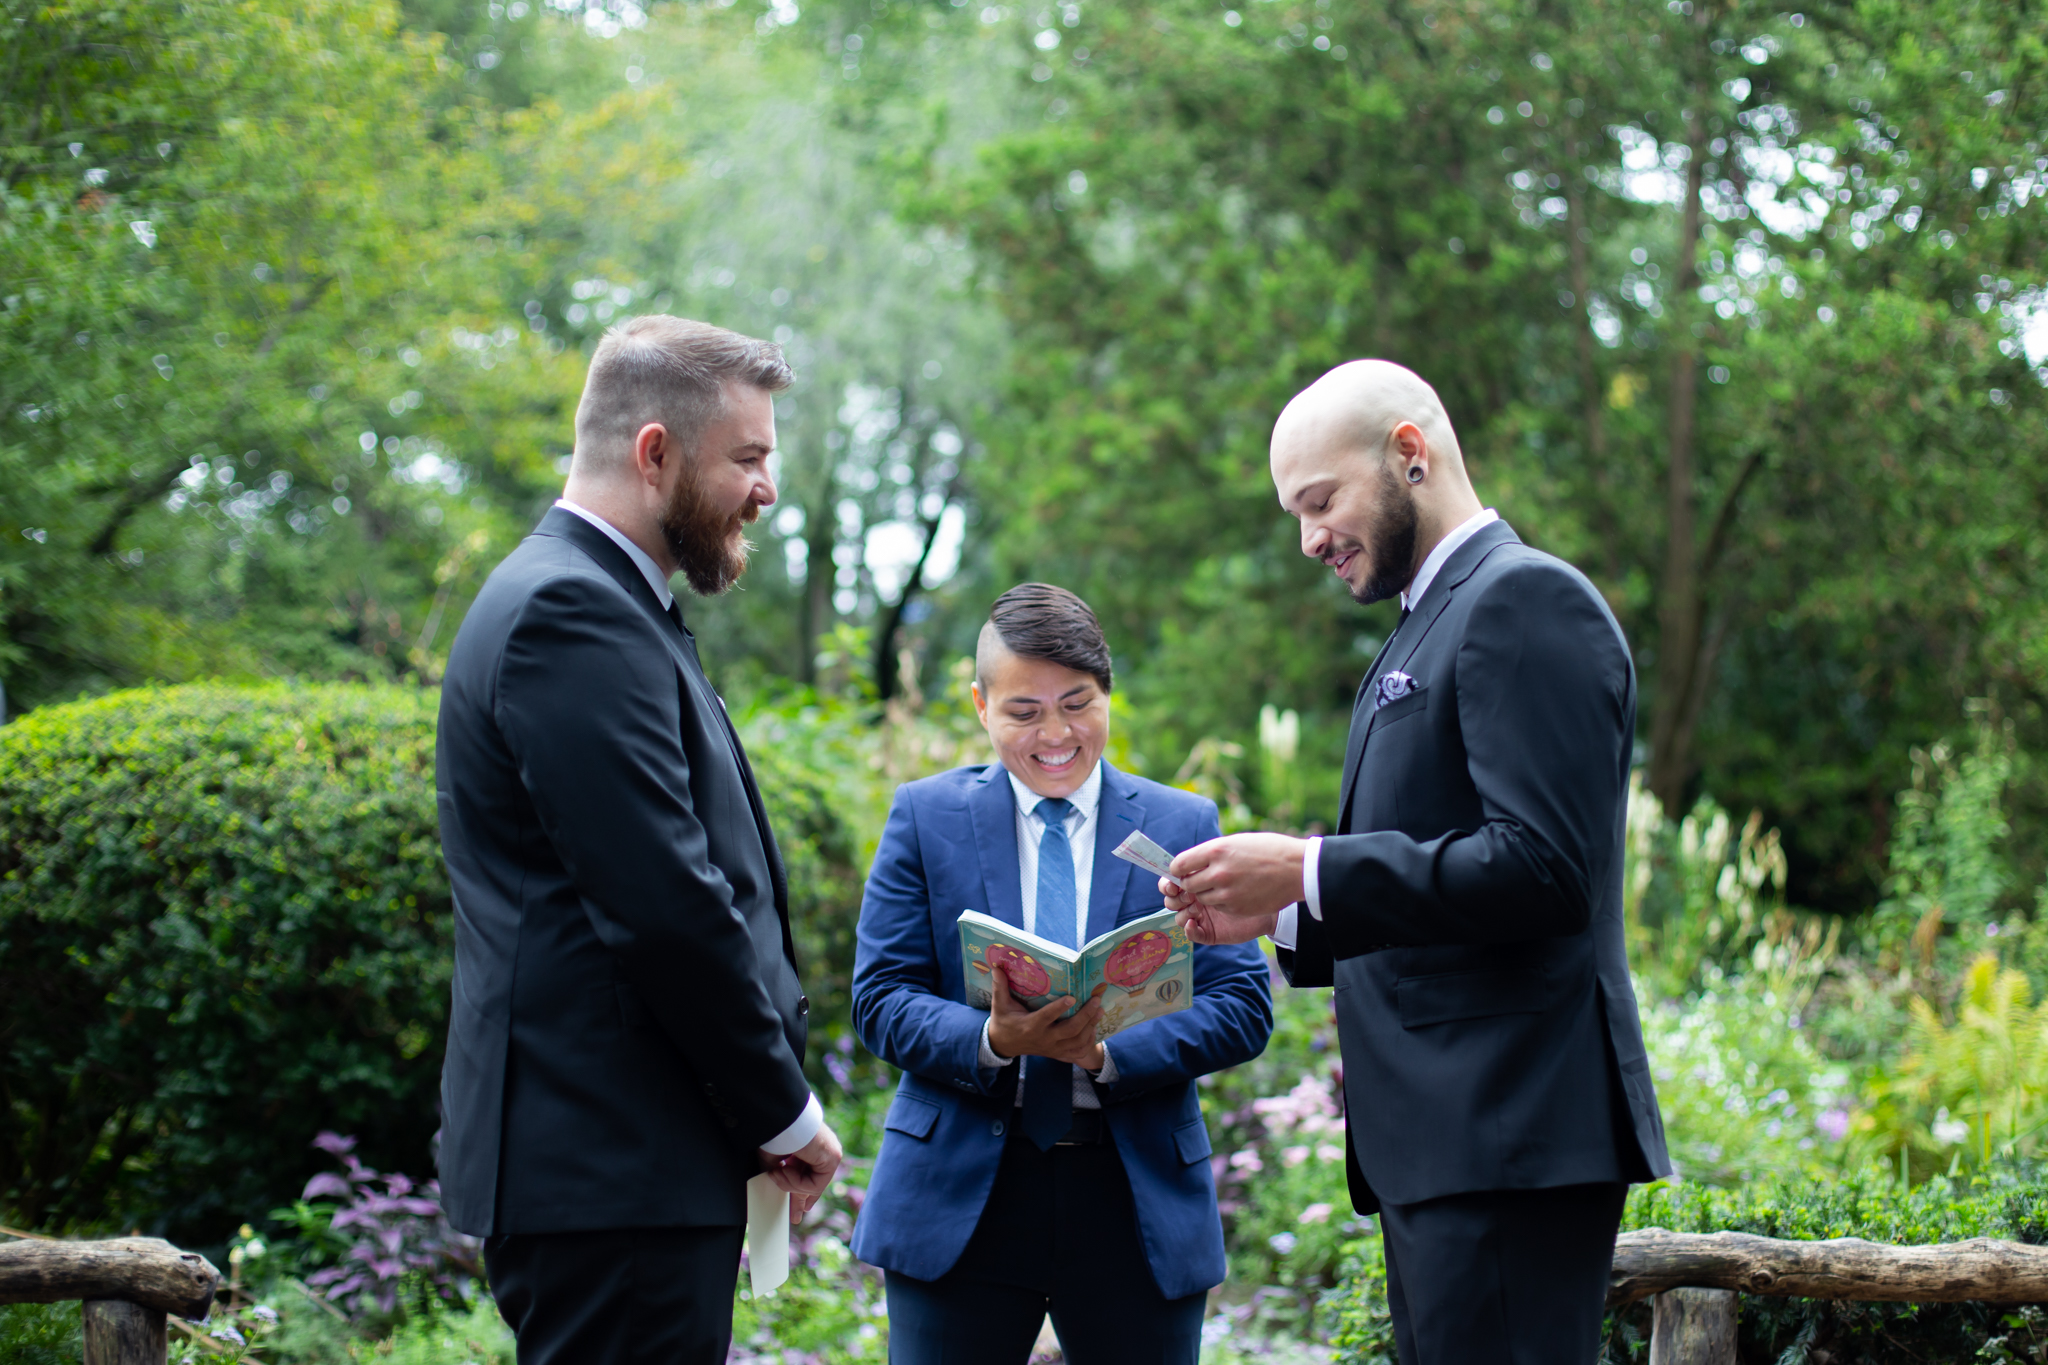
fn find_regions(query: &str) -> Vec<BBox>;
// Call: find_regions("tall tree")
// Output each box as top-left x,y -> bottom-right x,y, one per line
930,0 -> 2048,901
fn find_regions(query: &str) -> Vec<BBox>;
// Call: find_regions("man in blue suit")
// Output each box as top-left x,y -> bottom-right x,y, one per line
851,583 -> 1273,1364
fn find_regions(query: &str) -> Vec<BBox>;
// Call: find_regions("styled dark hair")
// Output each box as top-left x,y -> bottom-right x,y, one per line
980,583 -> 1113,693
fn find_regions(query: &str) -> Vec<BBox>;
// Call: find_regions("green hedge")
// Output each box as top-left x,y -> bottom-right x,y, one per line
0,682 -> 863,1246
1321,1173 -> 2048,1363
0,683 -> 450,1243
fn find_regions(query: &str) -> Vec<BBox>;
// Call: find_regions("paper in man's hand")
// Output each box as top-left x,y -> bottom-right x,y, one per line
1113,830 -> 1182,888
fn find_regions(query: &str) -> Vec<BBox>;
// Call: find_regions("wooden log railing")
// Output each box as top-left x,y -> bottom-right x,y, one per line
0,1234 -> 221,1365
1610,1228 -> 2048,1365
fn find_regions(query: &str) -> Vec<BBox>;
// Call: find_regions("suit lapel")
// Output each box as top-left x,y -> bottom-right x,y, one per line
536,507 -> 799,965
1337,629 -> 1402,819
1337,521 -> 1522,828
969,767 -> 1026,930
1087,764 -> 1140,942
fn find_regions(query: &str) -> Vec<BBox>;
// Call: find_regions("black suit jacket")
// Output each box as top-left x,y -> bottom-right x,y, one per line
1280,519 -> 1672,1212
434,506 -> 811,1236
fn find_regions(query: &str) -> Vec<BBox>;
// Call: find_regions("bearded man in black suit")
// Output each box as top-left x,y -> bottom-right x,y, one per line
436,316 -> 841,1364
1163,360 -> 1671,1364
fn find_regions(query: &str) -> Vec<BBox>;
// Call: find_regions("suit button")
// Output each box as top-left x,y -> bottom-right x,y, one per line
991,1121 -> 1005,1136
797,996 -> 809,1018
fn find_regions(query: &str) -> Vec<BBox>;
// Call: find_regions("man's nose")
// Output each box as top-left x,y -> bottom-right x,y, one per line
756,472 -> 778,508
1301,520 -> 1329,560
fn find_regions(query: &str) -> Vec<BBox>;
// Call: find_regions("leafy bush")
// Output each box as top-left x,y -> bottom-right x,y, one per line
1602,1173 -> 2048,1363
0,681 -> 869,1246
0,682 -> 450,1242
1640,975 -> 1854,1185
287,1132 -> 481,1318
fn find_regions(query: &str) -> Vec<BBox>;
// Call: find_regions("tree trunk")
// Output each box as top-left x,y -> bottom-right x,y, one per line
1649,1288 -> 1737,1365
799,486 -> 837,686
83,1299 -> 167,1365
1646,82 -> 1713,816
1610,1228 -> 2048,1306
873,492 -> 953,704
0,1237 -> 218,1318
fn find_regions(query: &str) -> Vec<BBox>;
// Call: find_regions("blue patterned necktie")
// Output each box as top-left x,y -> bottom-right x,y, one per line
1022,796 -> 1078,1150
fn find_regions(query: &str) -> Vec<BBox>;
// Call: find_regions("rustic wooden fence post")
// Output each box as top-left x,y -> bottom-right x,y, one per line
83,1299 -> 169,1365
1648,1287 -> 1738,1365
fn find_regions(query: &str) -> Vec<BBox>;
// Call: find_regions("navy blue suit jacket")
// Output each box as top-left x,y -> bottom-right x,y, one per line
848,762 -> 1273,1299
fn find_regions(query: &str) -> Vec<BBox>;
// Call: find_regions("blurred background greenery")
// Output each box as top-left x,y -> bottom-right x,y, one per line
4,0 -> 2048,1359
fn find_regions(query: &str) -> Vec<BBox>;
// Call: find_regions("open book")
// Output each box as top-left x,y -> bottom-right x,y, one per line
958,908 -> 1194,1040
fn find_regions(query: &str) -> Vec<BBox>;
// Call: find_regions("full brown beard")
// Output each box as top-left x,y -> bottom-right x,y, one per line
660,464 -> 758,596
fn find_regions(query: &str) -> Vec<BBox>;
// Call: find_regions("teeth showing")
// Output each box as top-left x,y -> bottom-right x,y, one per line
1035,749 -> 1079,768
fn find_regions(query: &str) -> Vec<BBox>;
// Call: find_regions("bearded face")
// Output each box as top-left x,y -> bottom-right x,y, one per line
660,457 -> 759,596
1348,458 -> 1419,606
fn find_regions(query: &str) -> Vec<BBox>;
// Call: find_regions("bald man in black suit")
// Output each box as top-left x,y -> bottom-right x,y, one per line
1163,360 -> 1670,1364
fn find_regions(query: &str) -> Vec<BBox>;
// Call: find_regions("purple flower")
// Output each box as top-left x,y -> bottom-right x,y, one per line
311,1132 -> 357,1156
302,1172 -> 353,1201
1816,1107 -> 1852,1142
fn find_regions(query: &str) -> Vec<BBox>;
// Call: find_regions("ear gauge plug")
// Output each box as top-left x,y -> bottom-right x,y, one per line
1407,467 -> 1424,484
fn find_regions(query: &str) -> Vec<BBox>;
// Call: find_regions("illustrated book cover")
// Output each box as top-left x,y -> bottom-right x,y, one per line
957,907 -> 1193,1039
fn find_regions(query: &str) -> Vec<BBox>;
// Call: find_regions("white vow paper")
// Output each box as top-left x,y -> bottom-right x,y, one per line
1112,830 -> 1183,888
744,1173 -> 790,1296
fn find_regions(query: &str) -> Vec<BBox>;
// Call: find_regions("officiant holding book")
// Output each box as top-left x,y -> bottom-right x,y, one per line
850,584 -> 1273,1365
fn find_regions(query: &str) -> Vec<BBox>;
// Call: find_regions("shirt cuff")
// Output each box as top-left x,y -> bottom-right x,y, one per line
1093,1045 -> 1120,1085
980,1016 -> 1017,1070
1272,903 -> 1299,951
1303,835 -> 1324,920
759,1092 -> 824,1156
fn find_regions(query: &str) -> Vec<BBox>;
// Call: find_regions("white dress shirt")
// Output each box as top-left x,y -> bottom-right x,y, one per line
977,760 -> 1120,1105
555,498 -> 823,1155
1272,508 -> 1499,951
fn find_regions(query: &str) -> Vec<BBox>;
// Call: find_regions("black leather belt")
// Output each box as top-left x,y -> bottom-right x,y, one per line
1053,1109 -> 1109,1146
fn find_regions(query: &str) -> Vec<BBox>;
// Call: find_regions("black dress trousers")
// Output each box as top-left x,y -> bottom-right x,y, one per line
1376,1181 -> 1628,1365
884,1126 -> 1207,1365
485,1224 -> 746,1365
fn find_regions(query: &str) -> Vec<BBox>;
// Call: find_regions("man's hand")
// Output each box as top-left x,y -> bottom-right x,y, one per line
1169,895 -> 1279,946
760,1122 -> 844,1224
1165,833 -> 1307,923
987,967 -> 1107,1070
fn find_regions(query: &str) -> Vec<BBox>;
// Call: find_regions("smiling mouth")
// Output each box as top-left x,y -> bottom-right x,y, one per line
1329,551 -> 1356,576
1033,748 -> 1081,772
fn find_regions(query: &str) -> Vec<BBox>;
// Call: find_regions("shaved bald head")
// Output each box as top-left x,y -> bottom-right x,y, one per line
1272,359 -> 1465,478
1270,359 -> 1483,605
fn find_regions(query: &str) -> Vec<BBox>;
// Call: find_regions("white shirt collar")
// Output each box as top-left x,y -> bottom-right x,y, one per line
554,499 -> 674,610
1005,758 -> 1103,825
1401,508 -> 1499,614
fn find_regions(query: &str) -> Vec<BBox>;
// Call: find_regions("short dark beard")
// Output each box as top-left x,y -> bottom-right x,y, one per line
1351,460 -> 1420,606
660,462 -> 756,596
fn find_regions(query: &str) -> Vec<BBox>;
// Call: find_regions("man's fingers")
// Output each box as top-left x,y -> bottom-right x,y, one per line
1167,836 -> 1226,882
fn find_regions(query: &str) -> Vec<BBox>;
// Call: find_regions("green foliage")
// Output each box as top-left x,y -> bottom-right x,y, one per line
0,680 -> 870,1246
1641,977 -> 1854,1185
0,1299 -> 79,1365
1872,716 -> 2020,967
0,0 -> 580,710
1601,1174 -> 2048,1363
1860,955 -> 2048,1180
0,682 -> 448,1240
929,0 -> 2048,909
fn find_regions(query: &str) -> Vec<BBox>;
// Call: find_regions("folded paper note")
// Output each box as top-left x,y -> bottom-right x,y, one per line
1112,829 -> 1183,888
